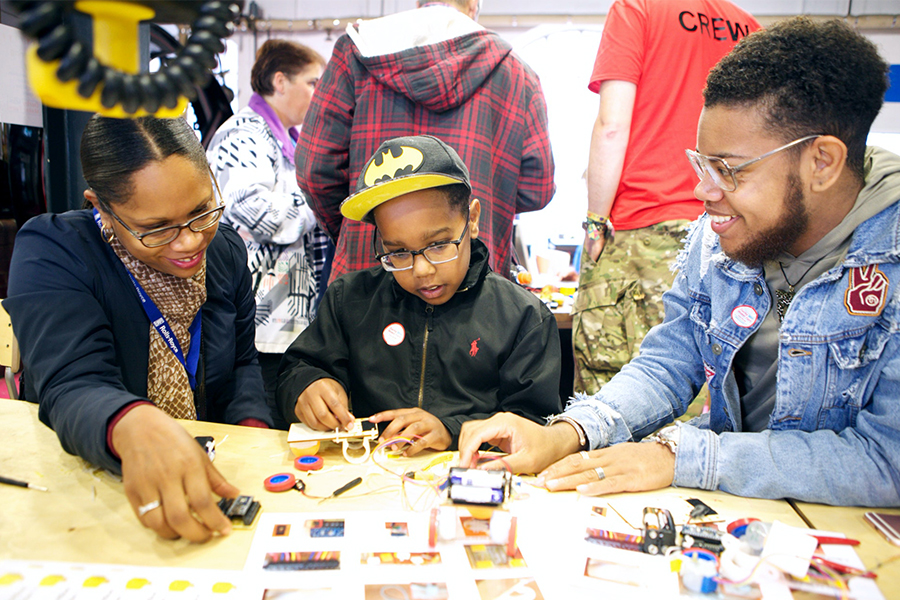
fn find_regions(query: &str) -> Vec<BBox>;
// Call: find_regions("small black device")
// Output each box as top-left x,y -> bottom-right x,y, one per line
195,436 -> 215,461
218,495 -> 261,527
641,507 -> 676,555
680,524 -> 725,554
448,467 -> 511,506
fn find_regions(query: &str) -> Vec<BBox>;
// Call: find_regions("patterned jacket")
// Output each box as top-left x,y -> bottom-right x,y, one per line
296,7 -> 555,282
207,106 -> 329,354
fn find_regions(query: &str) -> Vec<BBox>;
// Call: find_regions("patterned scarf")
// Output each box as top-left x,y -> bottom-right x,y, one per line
109,237 -> 206,420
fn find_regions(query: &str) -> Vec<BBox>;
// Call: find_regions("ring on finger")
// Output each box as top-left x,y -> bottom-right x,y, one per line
579,450 -> 590,460
594,466 -> 606,481
138,500 -> 161,517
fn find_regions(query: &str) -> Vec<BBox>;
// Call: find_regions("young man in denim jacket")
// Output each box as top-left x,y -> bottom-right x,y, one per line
458,17 -> 900,506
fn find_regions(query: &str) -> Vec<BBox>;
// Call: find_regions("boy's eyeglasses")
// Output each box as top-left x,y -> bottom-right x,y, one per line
375,213 -> 469,272
104,172 -> 225,248
685,134 -> 821,192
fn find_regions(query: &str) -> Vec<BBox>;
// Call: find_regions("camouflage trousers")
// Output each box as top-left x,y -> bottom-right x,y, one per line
572,220 -> 692,395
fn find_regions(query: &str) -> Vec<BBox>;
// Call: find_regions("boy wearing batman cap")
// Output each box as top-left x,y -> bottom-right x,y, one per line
277,135 -> 562,454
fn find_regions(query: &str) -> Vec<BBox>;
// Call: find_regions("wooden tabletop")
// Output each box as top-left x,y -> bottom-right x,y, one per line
1,398 -> 893,596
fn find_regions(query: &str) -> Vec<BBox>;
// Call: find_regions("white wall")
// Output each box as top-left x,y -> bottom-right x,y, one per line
0,24 -> 42,127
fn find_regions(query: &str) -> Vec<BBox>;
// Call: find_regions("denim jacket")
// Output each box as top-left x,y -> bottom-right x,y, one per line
564,152 -> 900,506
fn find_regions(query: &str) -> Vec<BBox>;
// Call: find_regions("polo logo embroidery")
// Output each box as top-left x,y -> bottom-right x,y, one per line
364,144 -> 424,186
469,338 -> 481,357
844,265 -> 888,317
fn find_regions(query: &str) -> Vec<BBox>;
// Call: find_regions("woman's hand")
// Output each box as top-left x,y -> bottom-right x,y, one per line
111,404 -> 237,542
368,408 -> 451,457
537,442 -> 675,495
294,378 -> 354,431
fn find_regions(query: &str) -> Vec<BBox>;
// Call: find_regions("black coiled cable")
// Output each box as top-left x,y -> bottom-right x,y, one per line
10,1 -> 241,114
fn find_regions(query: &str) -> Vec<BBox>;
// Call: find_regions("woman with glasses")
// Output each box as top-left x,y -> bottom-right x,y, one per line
4,115 -> 272,543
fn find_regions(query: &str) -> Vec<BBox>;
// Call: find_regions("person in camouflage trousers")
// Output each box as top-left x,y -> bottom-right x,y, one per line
575,0 -> 758,394
572,220 -> 691,394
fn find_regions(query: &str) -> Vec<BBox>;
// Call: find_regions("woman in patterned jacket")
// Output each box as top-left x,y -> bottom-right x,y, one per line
207,40 -> 330,428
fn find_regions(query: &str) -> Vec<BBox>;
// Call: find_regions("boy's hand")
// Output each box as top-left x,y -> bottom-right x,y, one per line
369,408 -> 451,456
294,378 -> 354,431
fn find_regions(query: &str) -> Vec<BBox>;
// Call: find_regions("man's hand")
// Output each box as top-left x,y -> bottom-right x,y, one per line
112,404 -> 237,542
583,230 -> 606,263
457,413 -> 582,474
368,408 -> 451,457
537,441 -> 675,495
294,378 -> 354,431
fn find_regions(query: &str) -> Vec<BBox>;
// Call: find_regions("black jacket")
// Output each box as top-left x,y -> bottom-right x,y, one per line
4,211 -> 272,474
277,239 -> 562,445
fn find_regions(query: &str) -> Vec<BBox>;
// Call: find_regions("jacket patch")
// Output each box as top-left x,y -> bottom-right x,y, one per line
469,338 -> 481,357
844,265 -> 888,317
383,322 -> 406,346
704,362 -> 715,385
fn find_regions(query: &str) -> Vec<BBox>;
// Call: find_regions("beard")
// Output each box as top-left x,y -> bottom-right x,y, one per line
722,173 -> 809,267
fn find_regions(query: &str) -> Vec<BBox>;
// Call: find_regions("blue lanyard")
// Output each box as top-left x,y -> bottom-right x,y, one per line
94,209 -> 202,389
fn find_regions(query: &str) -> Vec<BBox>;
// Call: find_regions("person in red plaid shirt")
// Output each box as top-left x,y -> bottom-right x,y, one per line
295,0 -> 555,283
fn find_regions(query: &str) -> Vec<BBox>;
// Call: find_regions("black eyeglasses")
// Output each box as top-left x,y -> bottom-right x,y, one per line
374,212 -> 470,272
104,172 -> 225,248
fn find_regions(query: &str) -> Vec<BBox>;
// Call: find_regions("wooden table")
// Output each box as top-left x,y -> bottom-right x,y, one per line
791,500 -> 900,593
1,399 -> 891,597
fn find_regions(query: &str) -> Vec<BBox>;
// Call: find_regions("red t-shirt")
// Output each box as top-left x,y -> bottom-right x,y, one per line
589,0 -> 760,230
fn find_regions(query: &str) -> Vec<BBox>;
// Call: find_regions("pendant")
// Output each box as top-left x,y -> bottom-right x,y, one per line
775,289 -> 794,322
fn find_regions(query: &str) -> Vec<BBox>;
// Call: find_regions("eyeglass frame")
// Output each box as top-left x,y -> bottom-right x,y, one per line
685,134 -> 822,192
101,169 -> 226,248
373,210 -> 470,272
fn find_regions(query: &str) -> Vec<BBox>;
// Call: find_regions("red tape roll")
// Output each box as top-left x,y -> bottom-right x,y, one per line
295,455 -> 324,471
264,472 -> 296,492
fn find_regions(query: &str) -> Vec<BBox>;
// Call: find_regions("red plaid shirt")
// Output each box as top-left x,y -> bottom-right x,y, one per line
296,28 -> 555,282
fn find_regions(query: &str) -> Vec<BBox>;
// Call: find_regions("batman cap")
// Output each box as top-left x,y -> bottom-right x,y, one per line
340,135 -> 471,223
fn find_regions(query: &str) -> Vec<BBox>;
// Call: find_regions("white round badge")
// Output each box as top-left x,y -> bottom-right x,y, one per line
731,305 -> 759,328
383,322 -> 406,346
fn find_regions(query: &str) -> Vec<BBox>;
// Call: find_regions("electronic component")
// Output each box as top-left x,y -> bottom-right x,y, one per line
287,418 -> 379,464
294,455 -> 323,471
195,436 -> 215,461
263,551 -> 340,571
641,507 -> 676,555
680,524 -> 725,554
263,473 -> 296,493
218,495 -> 261,527
306,519 -> 345,538
585,528 -> 643,552
686,498 -> 717,521
448,467 -> 510,506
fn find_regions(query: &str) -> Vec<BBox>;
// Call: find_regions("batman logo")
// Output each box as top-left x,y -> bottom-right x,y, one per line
364,144 -> 425,187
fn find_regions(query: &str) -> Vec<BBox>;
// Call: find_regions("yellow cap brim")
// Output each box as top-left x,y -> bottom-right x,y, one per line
340,173 -> 466,222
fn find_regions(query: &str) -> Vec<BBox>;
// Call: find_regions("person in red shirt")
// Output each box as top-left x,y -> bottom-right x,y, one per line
574,0 -> 760,394
295,0 -> 555,283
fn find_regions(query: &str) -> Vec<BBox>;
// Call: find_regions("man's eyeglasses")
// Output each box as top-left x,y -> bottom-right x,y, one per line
685,134 -> 822,192
375,213 -> 469,272
105,173 -> 225,248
